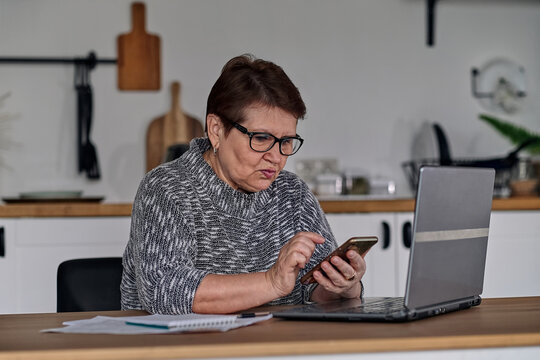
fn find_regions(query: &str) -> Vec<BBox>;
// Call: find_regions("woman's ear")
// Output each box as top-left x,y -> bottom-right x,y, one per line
206,114 -> 223,150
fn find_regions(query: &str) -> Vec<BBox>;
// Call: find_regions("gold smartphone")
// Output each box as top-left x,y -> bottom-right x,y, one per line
300,236 -> 378,285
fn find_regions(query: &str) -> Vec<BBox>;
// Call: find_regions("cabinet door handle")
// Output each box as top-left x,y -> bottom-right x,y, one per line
0,227 -> 4,257
381,221 -> 391,249
402,221 -> 412,249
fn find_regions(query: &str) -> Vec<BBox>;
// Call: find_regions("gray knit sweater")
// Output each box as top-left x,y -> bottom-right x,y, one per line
121,137 -> 337,314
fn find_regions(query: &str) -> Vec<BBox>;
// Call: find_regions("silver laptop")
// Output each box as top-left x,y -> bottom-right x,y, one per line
273,166 -> 495,322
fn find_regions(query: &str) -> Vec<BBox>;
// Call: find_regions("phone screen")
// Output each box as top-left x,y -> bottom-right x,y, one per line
300,236 -> 378,285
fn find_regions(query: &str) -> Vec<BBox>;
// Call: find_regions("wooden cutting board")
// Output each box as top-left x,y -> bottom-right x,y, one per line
146,81 -> 205,172
117,2 -> 161,90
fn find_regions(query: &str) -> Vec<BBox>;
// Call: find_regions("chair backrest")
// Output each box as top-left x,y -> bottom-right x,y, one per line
57,257 -> 123,312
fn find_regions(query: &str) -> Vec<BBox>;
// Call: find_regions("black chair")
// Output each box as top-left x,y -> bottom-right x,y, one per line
57,257 -> 123,312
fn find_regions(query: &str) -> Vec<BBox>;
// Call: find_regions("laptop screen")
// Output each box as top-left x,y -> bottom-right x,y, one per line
405,166 -> 495,309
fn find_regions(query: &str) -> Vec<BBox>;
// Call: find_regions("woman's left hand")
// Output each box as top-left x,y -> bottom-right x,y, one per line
312,249 -> 366,299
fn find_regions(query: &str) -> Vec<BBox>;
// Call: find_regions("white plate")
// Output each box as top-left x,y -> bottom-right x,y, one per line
19,191 -> 83,199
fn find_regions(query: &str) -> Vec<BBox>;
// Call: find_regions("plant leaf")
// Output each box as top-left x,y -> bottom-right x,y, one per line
478,114 -> 540,155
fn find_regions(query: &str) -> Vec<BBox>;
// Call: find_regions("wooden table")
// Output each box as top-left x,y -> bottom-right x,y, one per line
1,297 -> 539,360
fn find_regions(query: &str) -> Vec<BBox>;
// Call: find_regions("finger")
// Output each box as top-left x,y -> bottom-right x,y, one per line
288,251 -> 309,269
329,256 -> 356,280
321,260 -> 350,285
295,231 -> 325,245
345,250 -> 364,271
313,270 -> 340,292
279,239 -> 319,271
290,237 -> 317,255
287,237 -> 317,255
281,238 -> 312,259
346,250 -> 367,275
293,244 -> 316,263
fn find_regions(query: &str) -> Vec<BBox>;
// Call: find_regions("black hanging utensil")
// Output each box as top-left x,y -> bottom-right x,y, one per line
76,64 -> 85,173
433,123 -> 452,166
75,53 -> 100,180
84,82 -> 100,179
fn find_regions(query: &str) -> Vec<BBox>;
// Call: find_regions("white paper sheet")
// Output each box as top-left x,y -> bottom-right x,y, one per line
41,314 -> 272,335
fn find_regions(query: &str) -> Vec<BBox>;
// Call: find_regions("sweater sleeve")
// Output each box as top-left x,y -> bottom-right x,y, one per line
128,175 -> 209,314
295,183 -> 338,303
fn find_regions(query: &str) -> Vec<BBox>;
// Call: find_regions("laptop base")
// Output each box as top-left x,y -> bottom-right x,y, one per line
273,296 -> 481,322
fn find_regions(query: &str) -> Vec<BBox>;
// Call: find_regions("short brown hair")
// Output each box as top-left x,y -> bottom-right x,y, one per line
206,54 -> 306,133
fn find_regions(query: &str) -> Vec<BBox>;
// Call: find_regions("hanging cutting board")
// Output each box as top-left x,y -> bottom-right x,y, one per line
117,2 -> 161,90
146,81 -> 205,172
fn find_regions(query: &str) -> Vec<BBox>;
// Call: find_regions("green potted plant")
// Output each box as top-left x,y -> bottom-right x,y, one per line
479,114 -> 540,196
479,114 -> 540,154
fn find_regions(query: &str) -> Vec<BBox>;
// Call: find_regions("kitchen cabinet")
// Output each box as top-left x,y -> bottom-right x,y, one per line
482,211 -> 540,298
0,217 -> 131,314
396,213 -> 414,295
327,210 -> 540,299
0,220 -> 17,313
1,205 -> 538,314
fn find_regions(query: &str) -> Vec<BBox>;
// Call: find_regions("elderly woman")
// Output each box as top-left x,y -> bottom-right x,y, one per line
121,55 -> 366,314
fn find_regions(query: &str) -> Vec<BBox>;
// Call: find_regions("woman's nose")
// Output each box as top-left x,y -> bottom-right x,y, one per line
264,142 -> 284,162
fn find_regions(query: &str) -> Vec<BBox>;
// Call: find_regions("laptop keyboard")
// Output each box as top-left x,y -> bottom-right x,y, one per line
285,297 -> 405,315
344,297 -> 405,314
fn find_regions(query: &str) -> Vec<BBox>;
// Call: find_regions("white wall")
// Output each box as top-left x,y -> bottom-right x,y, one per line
0,0 -> 539,202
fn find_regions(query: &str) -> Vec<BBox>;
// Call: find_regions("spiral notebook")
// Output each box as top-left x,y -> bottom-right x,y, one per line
41,313 -> 272,334
124,314 -> 239,330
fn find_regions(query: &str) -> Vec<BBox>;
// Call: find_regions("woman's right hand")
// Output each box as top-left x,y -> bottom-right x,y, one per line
266,232 -> 325,298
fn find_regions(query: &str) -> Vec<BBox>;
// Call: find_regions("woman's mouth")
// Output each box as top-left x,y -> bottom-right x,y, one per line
260,169 -> 276,179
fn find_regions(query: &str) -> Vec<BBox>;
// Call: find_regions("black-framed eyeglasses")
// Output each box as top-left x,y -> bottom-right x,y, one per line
230,121 -> 304,156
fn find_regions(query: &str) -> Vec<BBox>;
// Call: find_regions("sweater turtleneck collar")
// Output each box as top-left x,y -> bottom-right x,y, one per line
182,137 -> 274,219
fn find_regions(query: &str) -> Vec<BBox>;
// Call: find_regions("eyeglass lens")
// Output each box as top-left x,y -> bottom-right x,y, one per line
250,133 -> 302,155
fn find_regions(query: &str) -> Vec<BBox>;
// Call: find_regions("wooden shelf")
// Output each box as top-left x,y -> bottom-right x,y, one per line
319,196 -> 540,213
0,203 -> 132,218
319,198 -> 415,213
0,197 -> 539,217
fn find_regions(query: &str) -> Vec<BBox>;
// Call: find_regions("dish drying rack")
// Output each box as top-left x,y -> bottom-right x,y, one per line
402,138 -> 539,197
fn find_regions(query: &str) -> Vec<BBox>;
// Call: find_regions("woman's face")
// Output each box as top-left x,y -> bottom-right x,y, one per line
209,104 -> 298,193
